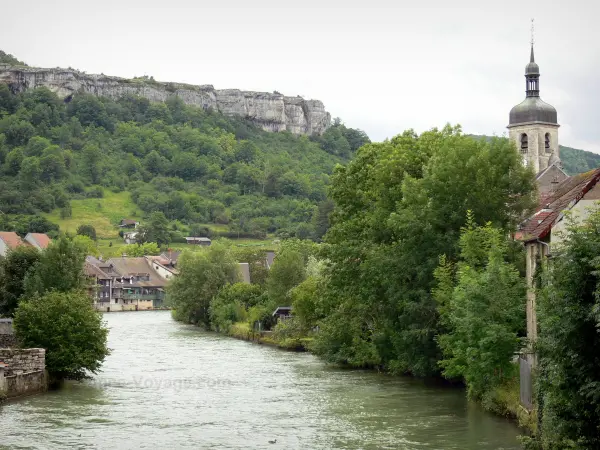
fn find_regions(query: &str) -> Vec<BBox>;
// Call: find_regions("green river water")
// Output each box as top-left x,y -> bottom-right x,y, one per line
0,311 -> 522,449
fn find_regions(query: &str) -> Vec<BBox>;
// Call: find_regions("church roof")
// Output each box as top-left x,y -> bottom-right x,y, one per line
509,97 -> 557,126
508,43 -> 558,126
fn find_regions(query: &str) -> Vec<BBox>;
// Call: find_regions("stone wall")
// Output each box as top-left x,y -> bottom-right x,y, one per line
0,67 -> 331,135
0,334 -> 18,348
0,318 -> 13,335
0,348 -> 45,375
3,370 -> 47,399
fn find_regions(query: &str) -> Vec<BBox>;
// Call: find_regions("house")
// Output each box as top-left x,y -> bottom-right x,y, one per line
123,231 -> 138,244
185,237 -> 211,246
272,306 -> 292,322
515,167 -> 600,364
147,250 -> 181,269
119,219 -> 139,229
160,250 -> 181,268
24,233 -> 51,250
85,256 -> 172,311
105,257 -> 169,310
84,257 -> 113,307
0,232 -> 24,257
146,256 -> 179,280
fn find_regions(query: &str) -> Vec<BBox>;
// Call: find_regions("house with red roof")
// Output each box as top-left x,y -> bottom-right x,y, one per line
24,233 -> 51,250
516,167 -> 600,355
0,232 -> 24,257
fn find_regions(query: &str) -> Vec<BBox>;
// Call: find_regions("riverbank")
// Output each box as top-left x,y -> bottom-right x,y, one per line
227,322 -> 310,351
223,320 -> 536,434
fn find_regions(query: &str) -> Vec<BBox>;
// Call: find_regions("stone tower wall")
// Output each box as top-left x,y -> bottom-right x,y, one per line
509,124 -> 559,172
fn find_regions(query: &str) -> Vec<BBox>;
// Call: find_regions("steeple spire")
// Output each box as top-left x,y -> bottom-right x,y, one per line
525,19 -> 540,97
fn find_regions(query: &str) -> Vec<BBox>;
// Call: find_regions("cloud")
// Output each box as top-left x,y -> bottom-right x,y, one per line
1,0 -> 599,151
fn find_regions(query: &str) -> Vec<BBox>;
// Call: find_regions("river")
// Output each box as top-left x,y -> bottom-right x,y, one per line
0,311 -> 522,449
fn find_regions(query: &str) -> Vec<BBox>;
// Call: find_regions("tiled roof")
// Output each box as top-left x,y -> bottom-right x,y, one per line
161,250 -> 181,263
26,233 -> 51,249
106,257 -> 167,287
516,168 -> 600,242
0,232 -> 24,250
84,261 -> 111,279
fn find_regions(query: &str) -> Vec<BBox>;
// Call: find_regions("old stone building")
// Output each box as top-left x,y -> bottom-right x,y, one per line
508,44 -> 560,173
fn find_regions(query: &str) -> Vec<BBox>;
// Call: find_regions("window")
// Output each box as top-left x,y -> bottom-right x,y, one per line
520,133 -> 528,154
545,133 -> 551,152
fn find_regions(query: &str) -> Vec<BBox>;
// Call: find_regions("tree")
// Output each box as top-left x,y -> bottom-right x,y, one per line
137,211 -> 171,246
13,290 -> 109,381
316,126 -> 536,375
76,224 -> 97,241
168,243 -> 240,327
434,216 -> 525,400
0,246 -> 41,317
266,249 -> 306,306
532,210 -> 600,449
23,236 -> 86,297
118,242 -> 160,256
312,199 -> 334,241
209,283 -> 263,332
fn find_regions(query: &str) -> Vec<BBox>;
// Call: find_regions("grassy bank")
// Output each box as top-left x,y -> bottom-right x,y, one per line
483,375 -> 537,434
226,322 -> 310,351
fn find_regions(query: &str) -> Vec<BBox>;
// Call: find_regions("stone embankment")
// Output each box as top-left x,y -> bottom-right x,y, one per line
0,65 -> 331,135
0,319 -> 48,401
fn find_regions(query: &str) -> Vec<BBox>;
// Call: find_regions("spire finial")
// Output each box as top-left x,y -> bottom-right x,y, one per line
530,18 -> 535,62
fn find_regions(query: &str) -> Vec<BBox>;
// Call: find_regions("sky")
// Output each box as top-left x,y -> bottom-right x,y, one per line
1,0 -> 599,151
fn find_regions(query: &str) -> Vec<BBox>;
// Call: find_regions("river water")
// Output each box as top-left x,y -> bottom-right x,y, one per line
0,311 -> 522,449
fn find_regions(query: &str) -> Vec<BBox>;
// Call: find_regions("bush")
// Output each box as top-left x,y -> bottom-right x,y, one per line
14,290 -> 110,381
86,186 -> 104,198
76,224 -> 97,241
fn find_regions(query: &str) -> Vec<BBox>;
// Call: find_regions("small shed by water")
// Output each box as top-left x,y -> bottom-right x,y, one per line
272,306 -> 292,322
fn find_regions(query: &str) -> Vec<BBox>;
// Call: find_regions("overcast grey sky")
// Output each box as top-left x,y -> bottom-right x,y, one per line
1,0 -> 599,151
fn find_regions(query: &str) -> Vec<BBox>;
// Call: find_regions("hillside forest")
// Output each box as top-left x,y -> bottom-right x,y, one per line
0,82 -> 368,244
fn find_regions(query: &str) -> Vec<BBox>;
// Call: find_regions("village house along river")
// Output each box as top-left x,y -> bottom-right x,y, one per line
0,311 -> 521,449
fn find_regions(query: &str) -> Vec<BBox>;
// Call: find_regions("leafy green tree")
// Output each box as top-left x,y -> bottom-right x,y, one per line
14,290 -> 109,381
312,199 -> 334,241
168,243 -> 240,327
0,246 -> 41,317
81,144 -> 103,184
0,115 -> 35,147
266,249 -> 306,306
118,242 -> 160,256
73,235 -> 99,257
317,126 -> 536,375
24,236 -> 86,297
76,224 -> 97,241
434,216 -> 525,400
532,210 -> 600,449
209,283 -> 263,332
0,50 -> 28,66
19,156 -> 42,187
137,211 -> 171,246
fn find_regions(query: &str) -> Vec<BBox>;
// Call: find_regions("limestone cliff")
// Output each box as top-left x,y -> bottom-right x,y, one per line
0,65 -> 331,135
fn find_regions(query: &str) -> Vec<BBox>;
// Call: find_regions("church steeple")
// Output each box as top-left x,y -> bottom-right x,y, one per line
525,43 -> 540,97
507,20 -> 560,173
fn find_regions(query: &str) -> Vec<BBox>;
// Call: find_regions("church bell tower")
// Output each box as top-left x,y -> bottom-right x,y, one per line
507,31 -> 560,173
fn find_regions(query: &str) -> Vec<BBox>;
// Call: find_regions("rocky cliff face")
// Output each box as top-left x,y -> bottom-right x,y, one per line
0,66 -> 331,135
